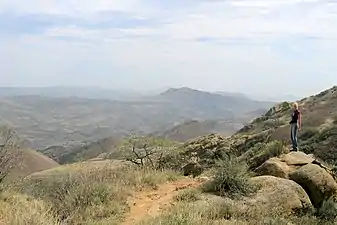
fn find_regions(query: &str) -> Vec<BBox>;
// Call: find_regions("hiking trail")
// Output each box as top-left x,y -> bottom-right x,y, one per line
121,177 -> 202,225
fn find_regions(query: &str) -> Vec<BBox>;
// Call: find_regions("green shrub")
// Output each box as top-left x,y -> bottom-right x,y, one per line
248,140 -> 288,170
317,197 -> 337,220
262,119 -> 284,130
299,127 -> 319,141
332,115 -> 337,125
202,154 -> 257,199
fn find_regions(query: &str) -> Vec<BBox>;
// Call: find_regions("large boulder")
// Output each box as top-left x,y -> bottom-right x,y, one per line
255,158 -> 291,178
247,176 -> 313,214
255,152 -> 316,179
289,163 -> 337,208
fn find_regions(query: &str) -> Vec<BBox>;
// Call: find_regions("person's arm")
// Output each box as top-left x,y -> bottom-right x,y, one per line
298,111 -> 302,130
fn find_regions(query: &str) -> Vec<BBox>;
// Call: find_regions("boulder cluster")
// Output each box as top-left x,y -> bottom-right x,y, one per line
252,151 -> 337,211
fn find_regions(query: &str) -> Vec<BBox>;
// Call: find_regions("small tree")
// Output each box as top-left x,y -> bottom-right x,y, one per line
0,126 -> 21,183
122,136 -> 181,170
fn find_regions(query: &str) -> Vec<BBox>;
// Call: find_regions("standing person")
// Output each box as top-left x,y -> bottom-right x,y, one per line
289,102 -> 302,151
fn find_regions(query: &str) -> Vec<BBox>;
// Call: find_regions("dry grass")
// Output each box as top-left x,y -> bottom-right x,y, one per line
8,162 -> 180,225
174,188 -> 202,202
0,192 -> 58,225
140,198 -> 331,225
138,201 -> 246,225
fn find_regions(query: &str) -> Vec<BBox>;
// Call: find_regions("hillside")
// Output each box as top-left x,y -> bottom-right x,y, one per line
0,125 -> 59,181
158,87 -> 273,114
40,136 -> 121,164
0,87 -> 274,149
6,149 -> 59,181
2,147 -> 59,182
151,120 -> 243,142
229,85 -> 337,164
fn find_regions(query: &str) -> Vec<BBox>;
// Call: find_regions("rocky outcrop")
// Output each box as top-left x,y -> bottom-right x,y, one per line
182,134 -> 231,169
281,151 -> 315,165
255,151 -> 337,209
289,164 -> 337,208
255,152 -> 315,179
248,176 -> 313,213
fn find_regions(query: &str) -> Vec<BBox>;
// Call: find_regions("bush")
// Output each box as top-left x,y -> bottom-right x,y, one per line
299,127 -> 319,141
262,119 -> 284,130
120,136 -> 184,171
331,114 -> 337,125
202,154 -> 258,199
0,126 -> 21,184
317,197 -> 337,220
248,140 -> 288,170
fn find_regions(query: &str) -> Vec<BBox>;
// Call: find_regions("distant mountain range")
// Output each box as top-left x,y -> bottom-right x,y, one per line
0,86 -> 299,102
0,87 -> 276,150
0,86 -> 142,100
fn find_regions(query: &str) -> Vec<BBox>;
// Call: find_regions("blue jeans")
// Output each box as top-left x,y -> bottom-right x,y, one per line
290,123 -> 298,151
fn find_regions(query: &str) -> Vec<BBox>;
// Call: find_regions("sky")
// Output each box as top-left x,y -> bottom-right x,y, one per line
1,0 -> 337,97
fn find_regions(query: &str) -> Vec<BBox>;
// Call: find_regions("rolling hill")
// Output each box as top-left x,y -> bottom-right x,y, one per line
5,149 -> 59,182
0,87 -> 274,150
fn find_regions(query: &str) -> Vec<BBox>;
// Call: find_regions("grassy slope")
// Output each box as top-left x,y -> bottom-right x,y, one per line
6,149 -> 59,182
6,161 -> 180,225
229,86 -> 337,163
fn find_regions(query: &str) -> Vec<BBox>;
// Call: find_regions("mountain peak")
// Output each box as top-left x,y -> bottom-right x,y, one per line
160,87 -> 200,95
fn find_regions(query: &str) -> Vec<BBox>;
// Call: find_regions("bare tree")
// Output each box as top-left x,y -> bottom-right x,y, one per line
123,136 -> 185,171
125,143 -> 164,168
0,126 -> 21,183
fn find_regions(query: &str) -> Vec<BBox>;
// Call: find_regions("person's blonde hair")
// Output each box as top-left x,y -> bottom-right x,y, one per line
293,102 -> 298,109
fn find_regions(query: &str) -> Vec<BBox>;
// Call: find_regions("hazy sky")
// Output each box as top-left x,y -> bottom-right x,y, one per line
1,0 -> 337,97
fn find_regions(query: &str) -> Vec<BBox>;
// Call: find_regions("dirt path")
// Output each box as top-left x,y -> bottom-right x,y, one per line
121,177 -> 202,225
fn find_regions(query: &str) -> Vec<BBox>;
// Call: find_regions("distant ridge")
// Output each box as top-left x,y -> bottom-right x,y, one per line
0,86 -> 275,149
150,119 -> 244,142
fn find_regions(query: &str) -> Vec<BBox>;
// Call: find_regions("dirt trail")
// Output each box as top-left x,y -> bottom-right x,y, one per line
122,177 -> 202,225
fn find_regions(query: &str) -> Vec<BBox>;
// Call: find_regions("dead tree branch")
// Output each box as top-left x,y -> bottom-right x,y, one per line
0,127 -> 20,183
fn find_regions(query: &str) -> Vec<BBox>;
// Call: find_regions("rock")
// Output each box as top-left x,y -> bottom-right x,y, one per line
289,163 -> 337,208
255,152 -> 316,179
255,158 -> 291,178
280,152 -> 315,166
248,176 -> 313,214
182,162 -> 204,178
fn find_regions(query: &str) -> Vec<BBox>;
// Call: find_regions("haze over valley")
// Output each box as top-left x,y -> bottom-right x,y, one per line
0,86 -> 275,150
